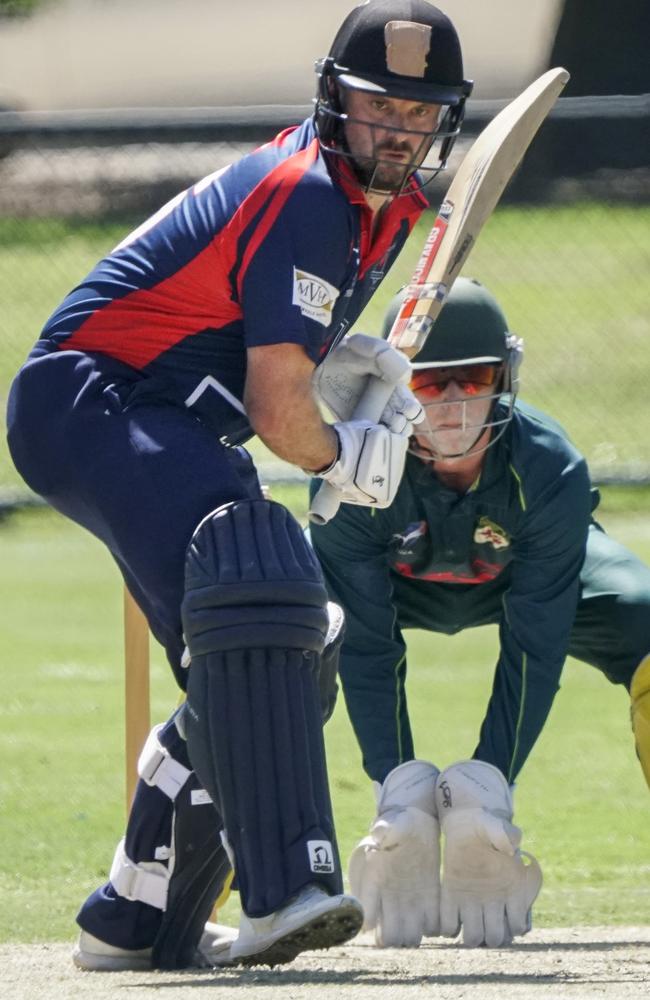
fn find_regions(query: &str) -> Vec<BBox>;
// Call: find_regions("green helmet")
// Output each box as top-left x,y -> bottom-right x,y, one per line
383,276 -> 515,368
383,277 -> 523,459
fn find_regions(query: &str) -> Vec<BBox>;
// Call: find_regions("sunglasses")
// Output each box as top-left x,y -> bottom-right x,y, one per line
411,364 -> 502,398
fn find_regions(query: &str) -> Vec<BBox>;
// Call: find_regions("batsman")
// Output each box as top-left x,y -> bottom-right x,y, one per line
310,276 -> 650,949
6,0 -> 473,972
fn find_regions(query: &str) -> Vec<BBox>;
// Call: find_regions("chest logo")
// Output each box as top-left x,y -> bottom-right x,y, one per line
474,516 -> 510,550
292,268 -> 339,327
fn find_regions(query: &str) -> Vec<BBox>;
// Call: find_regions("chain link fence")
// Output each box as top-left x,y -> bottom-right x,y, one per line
1,97 -> 649,498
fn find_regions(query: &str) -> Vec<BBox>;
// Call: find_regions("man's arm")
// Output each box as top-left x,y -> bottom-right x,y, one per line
310,497 -> 414,782
245,342 -> 338,472
475,457 -> 593,783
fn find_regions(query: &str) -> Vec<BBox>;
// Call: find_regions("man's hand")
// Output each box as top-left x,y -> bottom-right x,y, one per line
435,760 -> 542,948
348,760 -> 440,947
314,418 -> 410,509
313,333 -> 423,433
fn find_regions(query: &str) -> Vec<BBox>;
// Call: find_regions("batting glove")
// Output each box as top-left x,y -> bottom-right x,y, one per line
313,333 -> 423,433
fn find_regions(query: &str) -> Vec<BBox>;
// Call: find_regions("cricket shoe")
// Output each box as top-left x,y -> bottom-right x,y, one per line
72,921 -> 238,971
224,884 -> 363,968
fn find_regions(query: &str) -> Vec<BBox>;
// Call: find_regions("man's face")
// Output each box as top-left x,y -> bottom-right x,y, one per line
342,88 -> 442,192
411,364 -> 502,459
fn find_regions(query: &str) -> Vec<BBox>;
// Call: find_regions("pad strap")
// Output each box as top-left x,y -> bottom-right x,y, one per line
109,838 -> 169,911
138,724 -> 192,801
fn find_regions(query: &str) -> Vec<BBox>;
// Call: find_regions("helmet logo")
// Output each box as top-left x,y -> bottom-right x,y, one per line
384,21 -> 431,78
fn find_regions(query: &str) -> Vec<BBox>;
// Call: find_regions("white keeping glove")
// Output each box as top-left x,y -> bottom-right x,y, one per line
315,418 -> 410,509
313,333 -> 423,433
348,760 -> 440,947
435,760 -> 542,948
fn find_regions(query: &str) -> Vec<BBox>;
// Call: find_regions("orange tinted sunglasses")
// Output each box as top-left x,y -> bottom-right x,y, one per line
411,364 -> 502,398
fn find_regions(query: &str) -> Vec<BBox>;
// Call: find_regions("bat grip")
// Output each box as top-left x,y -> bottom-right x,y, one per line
308,379 -> 396,525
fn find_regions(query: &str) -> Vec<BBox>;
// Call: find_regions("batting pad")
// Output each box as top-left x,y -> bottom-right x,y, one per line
631,654 -> 650,789
182,500 -> 343,916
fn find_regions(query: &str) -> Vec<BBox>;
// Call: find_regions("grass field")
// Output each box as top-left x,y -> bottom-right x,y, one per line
1,199 -> 649,946
1,201 -> 650,491
1,487 -> 650,945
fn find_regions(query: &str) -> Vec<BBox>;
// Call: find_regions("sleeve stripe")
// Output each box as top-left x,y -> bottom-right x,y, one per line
394,652 -> 407,763
508,650 -> 528,784
219,139 -> 320,299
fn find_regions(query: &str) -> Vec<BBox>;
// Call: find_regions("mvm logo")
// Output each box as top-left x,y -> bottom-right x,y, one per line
293,268 -> 339,327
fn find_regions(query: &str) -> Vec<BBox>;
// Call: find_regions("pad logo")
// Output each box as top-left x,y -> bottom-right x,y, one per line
293,268 -> 339,327
474,516 -> 510,550
307,839 -> 335,874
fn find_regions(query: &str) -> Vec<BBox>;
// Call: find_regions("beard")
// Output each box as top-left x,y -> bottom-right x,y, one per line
351,152 -> 413,193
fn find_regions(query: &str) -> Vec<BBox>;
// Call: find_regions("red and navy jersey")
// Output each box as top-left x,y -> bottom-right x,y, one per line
37,118 -> 426,443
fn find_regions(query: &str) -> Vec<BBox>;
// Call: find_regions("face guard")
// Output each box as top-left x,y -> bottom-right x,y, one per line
381,275 -> 523,459
314,1 -> 472,196
409,348 -> 522,461
314,63 -> 470,195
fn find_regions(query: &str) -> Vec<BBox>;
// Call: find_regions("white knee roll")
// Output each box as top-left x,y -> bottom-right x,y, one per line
138,724 -> 192,801
109,838 -> 170,911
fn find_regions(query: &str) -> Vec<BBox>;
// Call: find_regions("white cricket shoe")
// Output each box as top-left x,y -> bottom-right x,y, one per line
226,884 -> 363,968
72,921 -> 238,971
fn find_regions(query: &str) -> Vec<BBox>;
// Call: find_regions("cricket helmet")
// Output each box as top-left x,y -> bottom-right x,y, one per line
314,0 -> 473,192
383,277 -> 523,458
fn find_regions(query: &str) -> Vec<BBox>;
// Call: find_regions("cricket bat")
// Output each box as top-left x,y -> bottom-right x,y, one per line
309,66 -> 570,525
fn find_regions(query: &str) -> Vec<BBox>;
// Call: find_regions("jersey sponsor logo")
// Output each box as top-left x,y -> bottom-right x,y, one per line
392,520 -> 428,555
307,839 -> 335,874
293,268 -> 339,327
474,516 -> 510,550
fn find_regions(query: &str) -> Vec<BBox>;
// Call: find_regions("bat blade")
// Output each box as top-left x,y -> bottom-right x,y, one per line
389,66 -> 570,356
308,67 -> 569,525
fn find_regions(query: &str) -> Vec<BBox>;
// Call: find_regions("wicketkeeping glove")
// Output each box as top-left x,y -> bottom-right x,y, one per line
313,332 -> 423,433
435,760 -> 542,948
348,760 -> 440,947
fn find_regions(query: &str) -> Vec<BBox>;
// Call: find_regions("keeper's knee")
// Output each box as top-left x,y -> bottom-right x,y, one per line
631,654 -> 650,789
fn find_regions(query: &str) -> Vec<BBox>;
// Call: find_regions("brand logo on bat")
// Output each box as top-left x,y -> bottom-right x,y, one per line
293,268 -> 340,327
308,840 -> 334,873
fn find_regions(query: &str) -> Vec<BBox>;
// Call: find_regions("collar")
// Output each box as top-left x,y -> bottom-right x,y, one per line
326,154 -> 426,275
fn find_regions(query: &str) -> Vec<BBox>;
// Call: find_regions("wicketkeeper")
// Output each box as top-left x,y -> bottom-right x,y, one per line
310,276 -> 650,949
6,0 -> 473,972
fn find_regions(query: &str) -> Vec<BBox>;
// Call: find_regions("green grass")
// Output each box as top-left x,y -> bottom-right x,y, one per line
1,496 -> 649,942
1,203 -> 650,491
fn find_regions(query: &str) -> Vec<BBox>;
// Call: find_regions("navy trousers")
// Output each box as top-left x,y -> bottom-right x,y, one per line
7,348 -> 262,685
8,348 -> 268,948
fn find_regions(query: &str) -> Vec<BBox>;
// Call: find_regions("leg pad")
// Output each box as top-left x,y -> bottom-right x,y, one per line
631,654 -> 650,789
183,501 -> 343,916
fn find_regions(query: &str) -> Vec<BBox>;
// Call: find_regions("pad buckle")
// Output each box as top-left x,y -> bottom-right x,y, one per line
138,725 -> 191,801
109,838 -> 169,911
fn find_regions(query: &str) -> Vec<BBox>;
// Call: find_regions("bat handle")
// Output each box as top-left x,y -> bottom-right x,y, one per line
308,379 -> 396,525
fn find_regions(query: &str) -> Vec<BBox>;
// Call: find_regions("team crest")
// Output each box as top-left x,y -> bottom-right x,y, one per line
292,268 -> 339,327
474,516 -> 510,550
